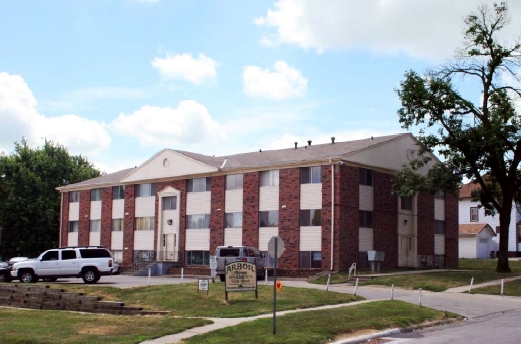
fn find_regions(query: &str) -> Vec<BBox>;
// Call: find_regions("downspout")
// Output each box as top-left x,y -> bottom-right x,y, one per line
330,159 -> 335,270
59,192 -> 63,247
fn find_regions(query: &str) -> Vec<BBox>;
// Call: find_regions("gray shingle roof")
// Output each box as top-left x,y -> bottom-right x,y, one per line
56,168 -> 135,191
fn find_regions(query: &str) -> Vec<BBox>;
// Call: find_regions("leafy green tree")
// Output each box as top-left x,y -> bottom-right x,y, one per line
393,2 -> 520,272
0,139 -> 100,259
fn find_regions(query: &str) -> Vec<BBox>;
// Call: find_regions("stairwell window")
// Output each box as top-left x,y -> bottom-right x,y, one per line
359,210 -> 374,228
401,197 -> 413,211
260,170 -> 279,187
300,166 -> 322,184
187,177 -> 211,192
435,220 -> 445,235
359,168 -> 373,186
162,196 -> 177,210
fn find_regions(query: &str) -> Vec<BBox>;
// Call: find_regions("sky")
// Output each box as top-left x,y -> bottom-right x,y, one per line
1,0 -> 520,173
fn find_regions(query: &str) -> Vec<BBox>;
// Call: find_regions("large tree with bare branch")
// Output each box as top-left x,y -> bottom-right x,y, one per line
394,2 -> 521,272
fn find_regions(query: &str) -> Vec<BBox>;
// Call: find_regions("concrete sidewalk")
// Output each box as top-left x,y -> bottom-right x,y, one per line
141,276 -> 521,344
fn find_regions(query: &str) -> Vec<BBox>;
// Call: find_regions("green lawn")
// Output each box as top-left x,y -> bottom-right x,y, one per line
470,278 -> 521,296
185,300 -> 458,344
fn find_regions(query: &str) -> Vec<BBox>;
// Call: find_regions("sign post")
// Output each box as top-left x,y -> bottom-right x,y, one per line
198,279 -> 209,295
268,236 -> 285,335
210,255 -> 217,282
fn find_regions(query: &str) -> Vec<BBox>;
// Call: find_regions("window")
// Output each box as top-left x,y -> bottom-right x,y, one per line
470,207 -> 479,222
226,174 -> 243,190
79,248 -> 112,258
359,210 -> 374,228
434,190 -> 445,199
61,250 -> 77,260
112,218 -> 124,231
401,197 -> 413,211
135,183 -> 155,197
300,166 -> 322,184
68,221 -> 79,233
186,214 -> 210,229
90,188 -> 102,201
69,191 -> 79,203
479,238 -> 488,244
435,220 -> 445,234
359,168 -> 373,186
260,170 -> 279,187
135,217 -> 155,231
186,251 -> 209,265
300,209 -> 322,226
259,210 -> 279,227
225,212 -> 243,228
162,196 -> 177,210
41,251 -> 58,261
299,251 -> 322,269
90,219 -> 101,232
187,178 -> 211,192
112,186 -> 125,200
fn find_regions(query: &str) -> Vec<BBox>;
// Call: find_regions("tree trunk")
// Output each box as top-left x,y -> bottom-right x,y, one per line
496,206 -> 512,273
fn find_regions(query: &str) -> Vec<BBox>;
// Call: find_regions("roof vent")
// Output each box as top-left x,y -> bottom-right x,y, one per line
331,137 -> 335,144
259,149 -> 262,152
294,142 -> 298,149
304,146 -> 307,149
307,140 -> 312,146
371,136 -> 373,141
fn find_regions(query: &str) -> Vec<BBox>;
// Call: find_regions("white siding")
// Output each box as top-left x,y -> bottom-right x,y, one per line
259,227 -> 279,251
300,227 -> 321,251
398,214 -> 414,236
162,209 -> 179,230
300,184 -> 322,209
186,192 -> 211,215
68,232 -> 78,246
90,201 -> 102,220
224,228 -> 242,246
359,185 -> 374,211
185,229 -> 210,250
359,228 -> 374,251
434,234 -> 445,254
259,186 -> 279,211
134,230 -> 154,250
89,232 -> 101,246
69,203 -> 79,221
434,199 -> 445,221
225,190 -> 243,212
135,197 -> 156,217
112,199 -> 125,219
111,231 -> 123,250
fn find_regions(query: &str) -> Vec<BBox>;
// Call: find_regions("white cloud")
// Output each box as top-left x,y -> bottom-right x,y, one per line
243,61 -> 307,100
110,100 -> 226,146
151,53 -> 218,85
0,72 -> 110,156
255,0 -> 521,60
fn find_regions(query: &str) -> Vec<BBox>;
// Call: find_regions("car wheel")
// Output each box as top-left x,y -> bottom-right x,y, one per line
82,268 -> 100,284
19,270 -> 37,283
0,272 -> 11,283
219,274 -> 225,282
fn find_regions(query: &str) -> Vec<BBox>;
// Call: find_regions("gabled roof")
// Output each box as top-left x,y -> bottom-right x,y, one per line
459,223 -> 496,236
459,183 -> 481,199
57,133 -> 424,191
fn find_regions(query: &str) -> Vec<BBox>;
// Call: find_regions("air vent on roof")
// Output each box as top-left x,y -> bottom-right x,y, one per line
307,140 -> 312,146
331,137 -> 335,144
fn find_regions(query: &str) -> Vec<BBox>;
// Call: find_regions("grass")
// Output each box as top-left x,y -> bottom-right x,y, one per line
50,282 -> 364,317
470,278 -> 521,296
0,308 -> 211,344
312,259 -> 521,292
184,300 -> 459,344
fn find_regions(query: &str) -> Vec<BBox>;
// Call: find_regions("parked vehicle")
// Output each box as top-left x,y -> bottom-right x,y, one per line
0,262 -> 12,282
11,246 -> 120,284
215,246 -> 266,282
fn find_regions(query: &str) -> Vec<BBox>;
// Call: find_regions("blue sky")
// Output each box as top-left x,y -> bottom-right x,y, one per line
1,0 -> 520,173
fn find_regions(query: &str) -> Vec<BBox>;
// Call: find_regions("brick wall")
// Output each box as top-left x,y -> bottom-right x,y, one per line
373,171 -> 398,268
100,187 -> 112,247
243,172 -> 259,248
445,192 -> 459,268
417,193 -> 434,256
321,165 -> 332,270
210,176 -> 225,254
78,190 -> 90,246
123,185 -> 135,266
278,168 -> 300,269
60,192 -> 70,247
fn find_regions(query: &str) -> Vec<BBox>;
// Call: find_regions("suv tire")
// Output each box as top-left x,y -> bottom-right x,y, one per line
19,270 -> 37,283
82,268 -> 100,284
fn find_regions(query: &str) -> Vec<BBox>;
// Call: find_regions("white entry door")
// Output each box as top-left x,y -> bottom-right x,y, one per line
399,236 -> 416,267
163,233 -> 177,261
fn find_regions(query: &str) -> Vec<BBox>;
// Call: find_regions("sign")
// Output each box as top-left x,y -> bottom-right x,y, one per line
210,255 -> 217,280
225,261 -> 257,292
198,279 -> 209,295
268,236 -> 285,259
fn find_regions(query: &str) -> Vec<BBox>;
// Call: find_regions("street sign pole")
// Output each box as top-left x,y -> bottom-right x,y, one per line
273,238 -> 277,335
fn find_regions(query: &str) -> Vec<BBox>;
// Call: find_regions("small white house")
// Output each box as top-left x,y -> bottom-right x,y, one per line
459,223 -> 496,259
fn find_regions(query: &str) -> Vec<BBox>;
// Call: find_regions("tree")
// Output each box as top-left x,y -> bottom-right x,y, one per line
0,139 -> 101,259
393,2 -> 521,272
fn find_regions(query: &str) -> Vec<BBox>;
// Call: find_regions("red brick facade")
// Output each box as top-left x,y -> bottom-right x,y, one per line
445,192 -> 459,268
417,193 -> 435,256
60,192 -> 70,247
78,190 -> 90,246
210,176 -> 225,254
242,172 -> 259,248
278,168 -> 300,269
373,171 -> 398,269
122,185 -> 135,266
100,187 -> 112,248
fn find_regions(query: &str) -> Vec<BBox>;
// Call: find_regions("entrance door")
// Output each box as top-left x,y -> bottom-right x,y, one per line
163,234 -> 176,261
399,236 -> 416,267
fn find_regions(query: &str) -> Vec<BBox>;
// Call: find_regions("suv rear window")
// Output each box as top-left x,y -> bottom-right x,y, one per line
219,248 -> 241,257
79,249 -> 112,258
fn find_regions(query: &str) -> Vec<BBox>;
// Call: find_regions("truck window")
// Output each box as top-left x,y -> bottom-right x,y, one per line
61,250 -> 77,260
219,248 -> 241,257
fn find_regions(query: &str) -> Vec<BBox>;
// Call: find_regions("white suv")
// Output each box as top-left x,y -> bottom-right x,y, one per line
11,246 -> 120,284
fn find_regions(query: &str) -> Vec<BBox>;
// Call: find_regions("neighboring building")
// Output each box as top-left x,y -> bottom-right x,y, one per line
459,223 -> 496,259
57,134 -> 459,276
459,183 -> 521,257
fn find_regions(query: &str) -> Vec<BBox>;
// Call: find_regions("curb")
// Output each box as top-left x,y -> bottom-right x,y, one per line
332,318 -> 460,344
